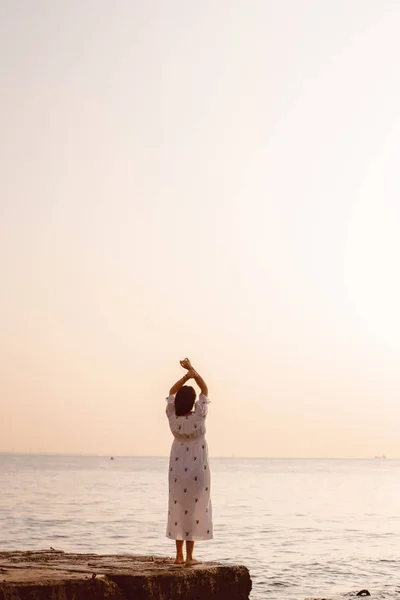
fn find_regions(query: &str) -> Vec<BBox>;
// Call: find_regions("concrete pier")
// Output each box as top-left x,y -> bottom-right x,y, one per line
0,550 -> 252,600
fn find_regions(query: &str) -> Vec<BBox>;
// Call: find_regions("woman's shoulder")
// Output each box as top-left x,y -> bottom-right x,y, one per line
194,393 -> 210,417
197,393 -> 210,404
165,395 -> 175,418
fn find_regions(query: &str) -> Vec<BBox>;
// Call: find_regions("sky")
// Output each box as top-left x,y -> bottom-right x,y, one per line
1,0 -> 400,458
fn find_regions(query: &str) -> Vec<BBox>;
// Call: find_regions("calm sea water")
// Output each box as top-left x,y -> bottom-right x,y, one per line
0,455 -> 399,599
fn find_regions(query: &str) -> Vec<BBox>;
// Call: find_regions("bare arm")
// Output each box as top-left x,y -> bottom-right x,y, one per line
169,370 -> 195,395
179,358 -> 208,397
193,371 -> 208,397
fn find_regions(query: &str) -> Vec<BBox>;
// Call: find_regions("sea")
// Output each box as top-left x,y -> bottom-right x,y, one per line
0,455 -> 399,600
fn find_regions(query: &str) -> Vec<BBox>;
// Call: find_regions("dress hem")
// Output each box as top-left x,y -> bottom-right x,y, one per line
166,534 -> 214,541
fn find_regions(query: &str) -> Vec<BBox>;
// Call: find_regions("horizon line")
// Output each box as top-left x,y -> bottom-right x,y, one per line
0,452 -> 396,460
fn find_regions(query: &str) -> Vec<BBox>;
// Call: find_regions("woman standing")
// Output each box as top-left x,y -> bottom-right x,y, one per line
165,358 -> 213,565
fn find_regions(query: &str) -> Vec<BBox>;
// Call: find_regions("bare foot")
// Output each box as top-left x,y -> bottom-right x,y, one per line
185,558 -> 201,566
174,556 -> 185,564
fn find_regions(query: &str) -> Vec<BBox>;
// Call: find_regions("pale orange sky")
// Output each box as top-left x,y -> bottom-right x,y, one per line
1,1 -> 400,458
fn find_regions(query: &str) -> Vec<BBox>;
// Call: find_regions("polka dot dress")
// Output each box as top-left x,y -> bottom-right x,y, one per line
166,394 -> 213,541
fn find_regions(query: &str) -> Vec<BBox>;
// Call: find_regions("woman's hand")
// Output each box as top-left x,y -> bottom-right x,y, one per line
178,359 -> 208,396
180,358 -> 194,371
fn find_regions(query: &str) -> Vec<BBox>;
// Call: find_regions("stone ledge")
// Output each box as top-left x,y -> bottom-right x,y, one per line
0,550 -> 252,600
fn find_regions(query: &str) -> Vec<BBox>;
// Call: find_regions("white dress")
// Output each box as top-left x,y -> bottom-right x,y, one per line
166,393 -> 213,541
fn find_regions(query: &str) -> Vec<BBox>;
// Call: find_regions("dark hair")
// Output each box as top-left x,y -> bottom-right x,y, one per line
175,386 -> 196,416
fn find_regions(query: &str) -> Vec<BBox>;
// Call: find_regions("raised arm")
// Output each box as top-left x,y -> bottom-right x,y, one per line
180,358 -> 208,397
193,371 -> 208,397
169,370 -> 195,395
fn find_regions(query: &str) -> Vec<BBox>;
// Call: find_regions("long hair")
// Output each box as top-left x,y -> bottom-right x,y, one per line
175,386 -> 196,416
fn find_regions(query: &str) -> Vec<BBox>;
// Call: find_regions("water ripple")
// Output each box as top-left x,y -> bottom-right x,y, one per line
1,455 -> 399,600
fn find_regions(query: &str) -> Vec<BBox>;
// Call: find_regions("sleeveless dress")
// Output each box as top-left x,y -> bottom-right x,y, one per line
166,393 -> 213,541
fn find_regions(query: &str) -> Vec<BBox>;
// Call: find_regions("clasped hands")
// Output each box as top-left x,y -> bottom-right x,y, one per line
180,358 -> 198,379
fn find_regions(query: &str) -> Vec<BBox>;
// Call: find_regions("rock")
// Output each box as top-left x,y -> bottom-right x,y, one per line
0,550 -> 251,600
356,591 -> 371,597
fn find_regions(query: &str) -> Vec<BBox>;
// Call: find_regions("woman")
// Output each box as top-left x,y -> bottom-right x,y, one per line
166,358 -> 213,565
